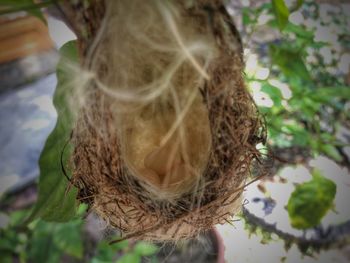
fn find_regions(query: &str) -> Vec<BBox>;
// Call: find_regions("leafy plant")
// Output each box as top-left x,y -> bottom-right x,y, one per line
245,0 -> 349,162
27,41 -> 79,223
0,208 -> 84,263
1,207 -> 158,262
115,242 -> 158,263
287,169 -> 336,229
91,239 -> 158,263
271,0 -> 290,30
0,0 -> 53,21
243,0 -> 349,229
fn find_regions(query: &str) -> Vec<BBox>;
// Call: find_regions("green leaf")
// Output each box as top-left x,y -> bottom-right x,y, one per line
319,144 -> 343,162
53,220 -> 84,259
91,259 -> 112,263
0,0 -> 50,23
269,44 -> 311,82
284,23 -> 314,41
261,83 -> 283,106
242,8 -> 254,26
0,229 -> 20,251
92,239 -> 128,262
28,219 -> 83,262
27,41 -> 79,223
290,0 -> 304,12
316,86 -> 350,100
296,0 -> 304,9
271,0 -> 290,31
0,254 -> 12,263
134,242 -> 158,256
9,209 -> 30,226
93,241 -> 116,262
116,253 -> 141,263
111,240 -> 129,251
28,222 -> 61,263
292,130 -> 310,146
287,170 -> 336,229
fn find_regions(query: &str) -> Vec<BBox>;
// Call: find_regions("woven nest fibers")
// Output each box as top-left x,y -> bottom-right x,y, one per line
68,0 -> 266,241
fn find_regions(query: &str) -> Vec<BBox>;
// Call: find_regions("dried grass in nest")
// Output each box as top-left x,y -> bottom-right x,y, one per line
64,0 -> 266,241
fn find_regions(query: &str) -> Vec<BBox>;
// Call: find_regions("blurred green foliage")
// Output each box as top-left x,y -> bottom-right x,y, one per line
28,40 -> 79,223
0,206 -> 158,263
0,208 -> 84,263
271,0 -> 290,30
244,0 -> 349,228
0,0 -> 52,21
244,0 -> 349,160
287,169 -> 336,229
0,29 -> 158,263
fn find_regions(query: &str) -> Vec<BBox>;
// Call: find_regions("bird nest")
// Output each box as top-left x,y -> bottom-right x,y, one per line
63,0 -> 266,241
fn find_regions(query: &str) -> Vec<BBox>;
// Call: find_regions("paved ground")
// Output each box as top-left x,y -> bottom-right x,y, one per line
0,74 -> 57,193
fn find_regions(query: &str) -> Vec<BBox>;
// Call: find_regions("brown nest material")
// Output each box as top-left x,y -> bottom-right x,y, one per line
63,0 -> 266,241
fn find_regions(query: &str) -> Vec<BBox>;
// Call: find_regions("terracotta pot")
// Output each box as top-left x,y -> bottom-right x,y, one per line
152,227 -> 226,263
211,227 -> 226,263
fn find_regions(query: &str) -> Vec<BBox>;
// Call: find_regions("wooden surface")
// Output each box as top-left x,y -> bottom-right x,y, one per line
0,16 -> 53,64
